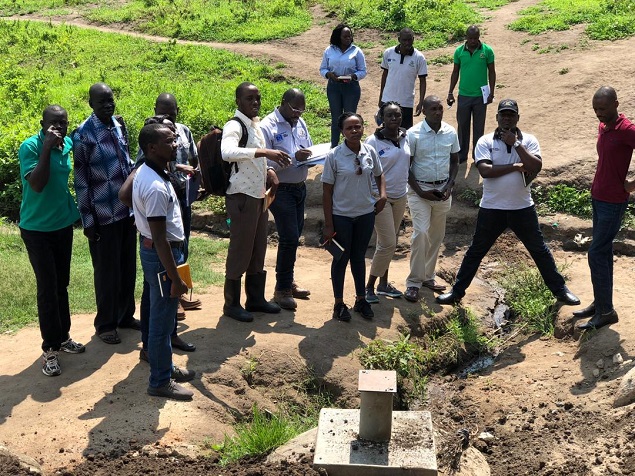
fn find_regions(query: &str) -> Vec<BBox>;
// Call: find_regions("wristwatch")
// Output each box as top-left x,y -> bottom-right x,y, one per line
513,140 -> 521,148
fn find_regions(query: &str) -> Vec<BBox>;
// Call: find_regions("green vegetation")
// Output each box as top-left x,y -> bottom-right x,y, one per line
0,221 -> 227,333
359,312 -> 496,406
211,404 -> 315,465
497,264 -> 559,336
534,184 -> 592,218
509,0 -> 635,41
428,54 -> 454,66
321,0 -> 484,49
0,20 -> 330,220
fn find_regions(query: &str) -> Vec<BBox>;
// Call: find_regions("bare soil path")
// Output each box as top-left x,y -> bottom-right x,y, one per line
2,2 -> 635,475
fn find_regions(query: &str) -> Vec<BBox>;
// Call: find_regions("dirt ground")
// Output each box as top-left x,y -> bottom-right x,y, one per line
2,1 -> 635,475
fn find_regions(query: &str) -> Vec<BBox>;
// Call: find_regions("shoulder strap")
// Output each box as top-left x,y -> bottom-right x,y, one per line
230,117 -> 249,148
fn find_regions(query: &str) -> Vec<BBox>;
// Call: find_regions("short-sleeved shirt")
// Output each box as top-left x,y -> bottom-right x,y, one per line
407,120 -> 460,183
592,114 -> 635,203
321,142 -> 383,217
319,44 -> 367,80
365,129 -> 410,199
453,42 -> 495,97
380,47 -> 428,108
220,109 -> 267,199
260,107 -> 313,184
475,131 -> 540,210
18,132 -> 80,232
132,162 -> 184,242
137,122 -> 198,167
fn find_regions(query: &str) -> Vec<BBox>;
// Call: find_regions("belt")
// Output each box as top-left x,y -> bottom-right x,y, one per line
417,178 -> 448,185
141,236 -> 183,250
278,182 -> 305,189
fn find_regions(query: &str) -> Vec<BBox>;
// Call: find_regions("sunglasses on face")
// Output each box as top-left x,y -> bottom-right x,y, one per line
354,156 -> 362,175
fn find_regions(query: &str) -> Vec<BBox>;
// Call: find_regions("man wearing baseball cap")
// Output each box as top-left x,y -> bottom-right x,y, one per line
437,99 -> 580,306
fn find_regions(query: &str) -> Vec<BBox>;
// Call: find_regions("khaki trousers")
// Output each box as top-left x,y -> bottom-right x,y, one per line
369,195 -> 408,278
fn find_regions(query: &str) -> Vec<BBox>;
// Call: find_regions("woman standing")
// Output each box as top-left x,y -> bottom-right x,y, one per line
364,102 -> 410,303
320,24 -> 367,148
322,113 -> 387,321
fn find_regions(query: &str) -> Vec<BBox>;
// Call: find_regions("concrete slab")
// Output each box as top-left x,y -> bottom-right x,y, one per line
314,409 -> 437,475
358,370 -> 397,393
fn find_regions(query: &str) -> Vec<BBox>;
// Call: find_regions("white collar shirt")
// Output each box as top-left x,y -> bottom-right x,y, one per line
220,109 -> 267,199
407,120 -> 460,183
260,107 -> 313,183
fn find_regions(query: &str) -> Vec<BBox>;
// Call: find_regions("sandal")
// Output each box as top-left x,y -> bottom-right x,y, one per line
98,330 -> 121,345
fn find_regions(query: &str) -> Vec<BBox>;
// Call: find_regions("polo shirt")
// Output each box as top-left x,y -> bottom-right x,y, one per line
475,131 -> 540,210
132,162 -> 184,242
407,120 -> 460,183
319,44 -> 367,80
220,109 -> 267,199
380,47 -> 428,108
453,42 -> 495,97
365,129 -> 410,199
18,132 -> 79,232
321,142 -> 383,217
592,114 -> 635,203
260,107 -> 313,184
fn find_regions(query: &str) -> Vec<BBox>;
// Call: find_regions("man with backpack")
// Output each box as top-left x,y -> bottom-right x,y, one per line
260,88 -> 313,310
220,82 -> 292,322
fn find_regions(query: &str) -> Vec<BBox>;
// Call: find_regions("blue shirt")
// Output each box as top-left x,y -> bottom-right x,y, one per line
260,107 -> 313,184
72,113 -> 134,228
319,44 -> 367,80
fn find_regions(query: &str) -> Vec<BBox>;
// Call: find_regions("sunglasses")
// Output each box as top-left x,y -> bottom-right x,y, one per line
354,156 -> 362,175
287,105 -> 305,114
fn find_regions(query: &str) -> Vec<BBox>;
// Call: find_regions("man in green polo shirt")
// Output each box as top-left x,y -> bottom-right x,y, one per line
19,105 -> 85,377
447,25 -> 496,164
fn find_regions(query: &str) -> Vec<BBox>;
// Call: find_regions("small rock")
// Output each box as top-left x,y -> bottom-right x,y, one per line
596,359 -> 605,369
555,351 -> 565,357
478,431 -> 495,441
593,369 -> 600,378
613,354 -> 624,365
614,366 -> 635,408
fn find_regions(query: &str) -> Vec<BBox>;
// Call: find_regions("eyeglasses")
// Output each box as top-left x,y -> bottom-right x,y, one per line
354,156 -> 362,175
288,105 -> 305,115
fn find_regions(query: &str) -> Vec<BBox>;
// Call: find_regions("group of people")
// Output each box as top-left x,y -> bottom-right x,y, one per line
17,21 -> 634,401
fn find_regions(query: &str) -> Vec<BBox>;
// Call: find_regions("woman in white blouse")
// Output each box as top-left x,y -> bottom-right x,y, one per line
364,102 -> 410,303
319,24 -> 367,148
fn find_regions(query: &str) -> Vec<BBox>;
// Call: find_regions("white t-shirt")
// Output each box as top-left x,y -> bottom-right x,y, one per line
475,131 -> 540,210
133,163 -> 184,242
380,47 -> 428,108
364,130 -> 410,199
321,142 -> 383,217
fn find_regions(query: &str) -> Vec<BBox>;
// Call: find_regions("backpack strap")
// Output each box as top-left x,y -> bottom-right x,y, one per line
228,117 -> 249,173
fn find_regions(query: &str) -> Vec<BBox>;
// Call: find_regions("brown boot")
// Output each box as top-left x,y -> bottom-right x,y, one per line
177,302 -> 186,321
291,282 -> 311,299
274,289 -> 297,310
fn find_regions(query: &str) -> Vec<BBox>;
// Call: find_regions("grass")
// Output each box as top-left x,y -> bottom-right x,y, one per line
0,221 -> 227,333
497,263 -> 560,336
509,0 -> 635,41
0,19 -> 330,220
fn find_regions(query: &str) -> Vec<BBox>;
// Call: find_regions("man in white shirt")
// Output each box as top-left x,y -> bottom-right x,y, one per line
260,89 -> 313,310
378,28 -> 428,129
220,82 -> 291,322
437,99 -> 580,306
404,96 -> 459,303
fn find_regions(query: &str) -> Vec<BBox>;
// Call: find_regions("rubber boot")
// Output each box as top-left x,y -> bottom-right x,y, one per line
245,271 -> 281,313
223,278 -> 253,322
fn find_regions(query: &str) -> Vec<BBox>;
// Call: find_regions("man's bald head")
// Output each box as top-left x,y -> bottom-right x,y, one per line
154,93 -> 179,123
88,83 -> 115,124
282,88 -> 304,104
88,82 -> 112,101
593,86 -> 618,102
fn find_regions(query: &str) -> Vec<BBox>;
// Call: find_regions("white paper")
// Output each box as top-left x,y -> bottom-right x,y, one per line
481,85 -> 490,104
296,142 -> 332,167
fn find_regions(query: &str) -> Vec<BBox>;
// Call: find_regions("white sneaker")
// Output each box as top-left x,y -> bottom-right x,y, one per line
42,349 -> 61,377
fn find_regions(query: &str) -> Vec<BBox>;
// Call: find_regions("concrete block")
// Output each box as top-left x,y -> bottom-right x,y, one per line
314,409 -> 437,475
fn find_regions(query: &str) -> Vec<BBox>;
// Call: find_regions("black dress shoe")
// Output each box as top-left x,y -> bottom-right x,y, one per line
573,302 -> 595,318
554,288 -> 581,306
119,318 -> 141,331
436,291 -> 462,305
576,310 -> 619,330
171,336 -> 196,352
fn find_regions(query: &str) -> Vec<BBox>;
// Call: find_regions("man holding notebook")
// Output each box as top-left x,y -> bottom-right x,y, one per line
437,99 -> 580,306
132,123 -> 195,401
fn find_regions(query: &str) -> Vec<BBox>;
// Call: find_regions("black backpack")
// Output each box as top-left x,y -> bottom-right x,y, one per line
197,117 -> 248,197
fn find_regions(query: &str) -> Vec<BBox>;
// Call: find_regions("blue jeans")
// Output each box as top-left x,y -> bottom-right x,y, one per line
327,79 -> 361,147
588,199 -> 628,313
331,212 -> 375,299
452,206 -> 565,297
139,242 -> 184,388
269,183 -> 306,290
